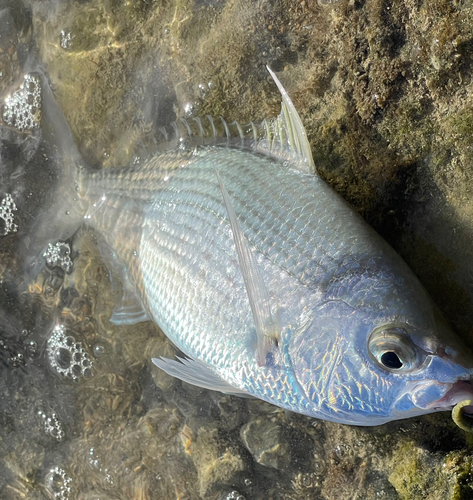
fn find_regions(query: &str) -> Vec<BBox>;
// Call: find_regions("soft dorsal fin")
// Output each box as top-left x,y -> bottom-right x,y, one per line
215,169 -> 280,366
156,68 -> 315,174
152,356 -> 250,396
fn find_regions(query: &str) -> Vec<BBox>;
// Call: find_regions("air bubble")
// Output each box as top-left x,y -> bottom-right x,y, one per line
88,447 -> 115,485
47,325 -> 93,381
93,344 -> 105,357
10,352 -> 25,368
43,242 -> 73,273
27,341 -> 38,357
2,73 -> 42,132
38,410 -> 65,441
45,467 -> 72,500
198,83 -> 207,98
224,492 -> 245,500
184,102 -> 194,117
334,443 -> 350,460
60,30 -> 73,50
0,194 -> 18,236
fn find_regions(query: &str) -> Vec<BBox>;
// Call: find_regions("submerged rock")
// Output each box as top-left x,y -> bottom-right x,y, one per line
240,417 -> 290,470
190,426 -> 247,498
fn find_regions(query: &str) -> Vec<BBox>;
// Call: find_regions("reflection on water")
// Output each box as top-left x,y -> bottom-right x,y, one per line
1,0 -> 473,499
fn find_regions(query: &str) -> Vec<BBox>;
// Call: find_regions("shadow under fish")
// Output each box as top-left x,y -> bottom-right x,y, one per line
10,62 -> 473,430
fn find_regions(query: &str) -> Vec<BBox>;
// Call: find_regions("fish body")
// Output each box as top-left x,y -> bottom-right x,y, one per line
81,143 -> 473,425
32,69 -> 473,426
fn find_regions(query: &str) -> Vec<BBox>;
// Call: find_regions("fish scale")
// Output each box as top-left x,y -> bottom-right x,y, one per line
79,145 -> 415,418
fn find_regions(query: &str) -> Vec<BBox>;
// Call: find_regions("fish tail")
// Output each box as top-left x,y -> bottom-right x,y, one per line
20,65 -> 87,278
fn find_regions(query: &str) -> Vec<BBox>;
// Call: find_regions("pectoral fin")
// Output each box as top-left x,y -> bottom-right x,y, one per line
152,356 -> 250,396
215,170 -> 280,366
91,234 -> 150,326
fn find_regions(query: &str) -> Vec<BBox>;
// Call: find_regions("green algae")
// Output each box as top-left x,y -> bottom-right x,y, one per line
389,445 -> 473,500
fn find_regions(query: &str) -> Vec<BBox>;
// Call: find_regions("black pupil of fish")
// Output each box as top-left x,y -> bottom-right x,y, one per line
381,351 -> 403,369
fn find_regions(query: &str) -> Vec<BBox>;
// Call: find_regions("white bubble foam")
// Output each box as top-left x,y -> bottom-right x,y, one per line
2,73 -> 42,132
45,466 -> 72,500
38,410 -> 65,441
43,242 -> 73,273
0,194 -> 18,236
47,325 -> 93,381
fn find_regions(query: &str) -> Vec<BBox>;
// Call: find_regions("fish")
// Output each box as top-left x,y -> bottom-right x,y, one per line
19,65 -> 473,427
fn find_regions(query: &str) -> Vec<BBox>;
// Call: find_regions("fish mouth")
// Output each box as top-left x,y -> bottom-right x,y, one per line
433,380 -> 473,414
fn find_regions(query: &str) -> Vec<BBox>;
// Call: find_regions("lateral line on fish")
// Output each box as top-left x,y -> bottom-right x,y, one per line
215,168 -> 280,367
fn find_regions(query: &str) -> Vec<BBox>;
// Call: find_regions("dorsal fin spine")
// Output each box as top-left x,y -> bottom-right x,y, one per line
156,68 -> 315,174
207,115 -> 216,138
220,116 -> 230,139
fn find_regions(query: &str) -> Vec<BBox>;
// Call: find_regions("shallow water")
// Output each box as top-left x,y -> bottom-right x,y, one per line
2,0 -> 473,499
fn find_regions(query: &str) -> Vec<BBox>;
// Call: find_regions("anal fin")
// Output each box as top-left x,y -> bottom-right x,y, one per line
152,356 -> 250,396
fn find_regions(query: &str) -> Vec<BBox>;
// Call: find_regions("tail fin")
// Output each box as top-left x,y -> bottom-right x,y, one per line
11,64 -> 86,277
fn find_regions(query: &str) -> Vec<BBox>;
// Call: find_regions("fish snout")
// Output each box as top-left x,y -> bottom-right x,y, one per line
437,380 -> 473,413
410,380 -> 473,412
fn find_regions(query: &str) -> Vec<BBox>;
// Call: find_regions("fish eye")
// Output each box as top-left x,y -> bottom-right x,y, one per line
368,325 -> 426,373
380,351 -> 403,369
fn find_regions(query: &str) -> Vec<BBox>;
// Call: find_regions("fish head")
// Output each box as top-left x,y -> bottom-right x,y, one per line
288,294 -> 473,426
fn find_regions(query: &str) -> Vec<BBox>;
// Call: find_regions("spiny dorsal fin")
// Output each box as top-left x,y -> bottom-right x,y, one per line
215,169 -> 280,366
157,68 -> 315,174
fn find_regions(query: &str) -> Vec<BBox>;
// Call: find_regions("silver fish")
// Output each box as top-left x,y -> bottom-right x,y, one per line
30,67 -> 473,427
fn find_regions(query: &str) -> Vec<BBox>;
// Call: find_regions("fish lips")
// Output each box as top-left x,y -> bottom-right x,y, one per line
412,380 -> 473,414
434,380 -> 473,414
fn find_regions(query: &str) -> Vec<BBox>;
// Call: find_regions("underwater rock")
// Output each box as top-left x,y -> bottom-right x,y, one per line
190,426 -> 247,497
388,444 -> 473,500
240,417 -> 290,470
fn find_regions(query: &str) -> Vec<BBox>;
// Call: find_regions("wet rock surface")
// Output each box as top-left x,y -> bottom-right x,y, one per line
1,0 -> 473,499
